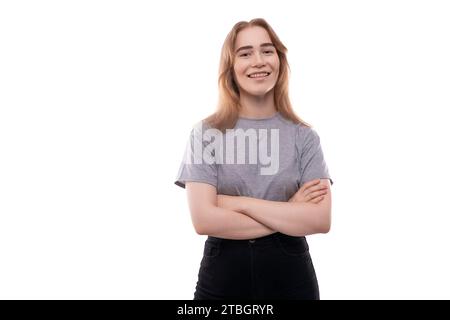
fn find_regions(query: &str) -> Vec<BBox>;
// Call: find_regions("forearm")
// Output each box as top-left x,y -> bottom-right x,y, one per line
233,197 -> 326,237
199,205 -> 276,240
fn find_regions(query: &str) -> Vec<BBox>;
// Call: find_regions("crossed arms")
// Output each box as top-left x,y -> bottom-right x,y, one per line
185,179 -> 332,239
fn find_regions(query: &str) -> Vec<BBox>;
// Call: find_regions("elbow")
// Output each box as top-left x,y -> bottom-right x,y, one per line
317,220 -> 331,234
313,184 -> 332,234
193,223 -> 204,235
194,223 -> 209,235
192,218 -> 209,235
190,208 -> 213,235
316,211 -> 332,234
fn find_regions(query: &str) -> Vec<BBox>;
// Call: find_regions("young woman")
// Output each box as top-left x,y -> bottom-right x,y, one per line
174,18 -> 333,300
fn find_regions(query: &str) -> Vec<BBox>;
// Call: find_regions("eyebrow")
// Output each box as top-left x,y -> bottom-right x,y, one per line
235,43 -> 275,54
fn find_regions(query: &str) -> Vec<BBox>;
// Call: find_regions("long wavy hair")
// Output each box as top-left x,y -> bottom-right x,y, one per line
203,18 -> 311,132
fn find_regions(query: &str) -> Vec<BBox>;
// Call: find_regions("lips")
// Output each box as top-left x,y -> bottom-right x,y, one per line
247,72 -> 271,78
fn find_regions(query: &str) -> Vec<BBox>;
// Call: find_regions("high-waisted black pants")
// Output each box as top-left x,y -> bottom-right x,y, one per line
193,232 -> 320,300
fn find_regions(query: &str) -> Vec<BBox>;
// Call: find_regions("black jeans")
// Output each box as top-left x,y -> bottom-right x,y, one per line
193,232 -> 320,300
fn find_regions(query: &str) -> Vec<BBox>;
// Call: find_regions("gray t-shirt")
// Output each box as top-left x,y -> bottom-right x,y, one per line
174,112 -> 333,201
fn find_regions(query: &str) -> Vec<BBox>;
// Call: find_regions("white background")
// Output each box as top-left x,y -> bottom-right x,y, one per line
1,0 -> 449,299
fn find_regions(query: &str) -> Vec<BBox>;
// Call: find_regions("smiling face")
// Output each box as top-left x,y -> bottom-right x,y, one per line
233,26 -> 280,97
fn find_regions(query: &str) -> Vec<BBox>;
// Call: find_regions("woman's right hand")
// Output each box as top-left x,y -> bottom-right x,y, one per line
288,179 -> 328,204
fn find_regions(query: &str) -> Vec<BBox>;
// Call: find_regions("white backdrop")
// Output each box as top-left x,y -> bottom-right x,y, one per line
1,0 -> 449,299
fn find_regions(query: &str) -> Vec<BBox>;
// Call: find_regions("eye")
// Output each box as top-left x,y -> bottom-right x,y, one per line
238,50 -> 274,57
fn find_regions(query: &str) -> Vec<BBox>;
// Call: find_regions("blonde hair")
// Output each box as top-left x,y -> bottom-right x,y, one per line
203,18 -> 311,132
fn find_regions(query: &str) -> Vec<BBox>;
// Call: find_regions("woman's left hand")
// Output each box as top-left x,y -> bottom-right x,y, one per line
289,179 -> 328,204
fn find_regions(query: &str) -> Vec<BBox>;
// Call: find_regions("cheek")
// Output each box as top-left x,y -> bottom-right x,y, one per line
233,68 -> 244,78
233,62 -> 248,76
232,67 -> 244,86
271,57 -> 280,72
272,65 -> 280,78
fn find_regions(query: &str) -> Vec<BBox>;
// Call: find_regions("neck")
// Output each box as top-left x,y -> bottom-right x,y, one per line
238,90 -> 277,119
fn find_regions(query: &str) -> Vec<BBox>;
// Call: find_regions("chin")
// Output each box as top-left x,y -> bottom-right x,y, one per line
246,88 -> 274,96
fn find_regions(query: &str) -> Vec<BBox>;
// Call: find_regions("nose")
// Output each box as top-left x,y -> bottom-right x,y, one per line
252,51 -> 265,66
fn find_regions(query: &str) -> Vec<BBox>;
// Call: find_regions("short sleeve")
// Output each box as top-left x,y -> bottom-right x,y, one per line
297,125 -> 334,188
174,121 -> 218,189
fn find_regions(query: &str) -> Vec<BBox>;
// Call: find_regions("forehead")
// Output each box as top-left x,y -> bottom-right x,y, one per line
235,26 -> 271,48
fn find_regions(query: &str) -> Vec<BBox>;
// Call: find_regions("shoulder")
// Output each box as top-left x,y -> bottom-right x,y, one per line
188,119 -> 212,136
188,120 -> 223,147
276,113 -> 317,137
296,123 -> 320,146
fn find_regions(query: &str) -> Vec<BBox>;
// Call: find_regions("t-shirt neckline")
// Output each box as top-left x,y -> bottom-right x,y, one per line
238,111 -> 279,121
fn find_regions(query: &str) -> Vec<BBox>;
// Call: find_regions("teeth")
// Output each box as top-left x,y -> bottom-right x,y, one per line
249,72 -> 269,78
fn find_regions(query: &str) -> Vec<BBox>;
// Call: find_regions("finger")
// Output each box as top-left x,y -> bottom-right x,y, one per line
301,179 -> 321,191
316,189 -> 328,197
308,189 -> 327,200
310,184 -> 329,193
311,196 -> 325,204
